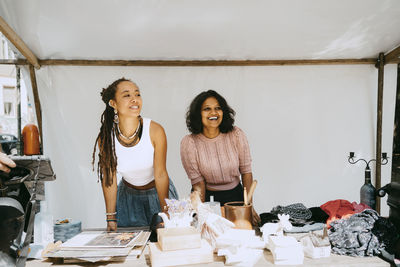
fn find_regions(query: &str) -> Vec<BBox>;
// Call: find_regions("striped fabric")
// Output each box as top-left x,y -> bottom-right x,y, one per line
180,126 -> 252,191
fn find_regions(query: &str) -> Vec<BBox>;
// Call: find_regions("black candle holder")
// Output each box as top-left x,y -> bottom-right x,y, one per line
348,152 -> 389,210
348,152 -> 388,168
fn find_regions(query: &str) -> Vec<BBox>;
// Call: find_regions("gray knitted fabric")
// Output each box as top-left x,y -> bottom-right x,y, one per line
284,222 -> 325,233
271,203 -> 312,220
328,209 -> 383,256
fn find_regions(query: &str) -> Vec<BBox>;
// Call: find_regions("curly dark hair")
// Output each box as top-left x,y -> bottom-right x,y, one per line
92,77 -> 131,187
186,90 -> 235,134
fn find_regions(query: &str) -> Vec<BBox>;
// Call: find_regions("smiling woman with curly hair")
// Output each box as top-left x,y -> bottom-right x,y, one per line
181,90 -> 260,225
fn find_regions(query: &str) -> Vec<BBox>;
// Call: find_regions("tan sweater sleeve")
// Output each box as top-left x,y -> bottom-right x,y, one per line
180,135 -> 204,185
234,127 -> 252,174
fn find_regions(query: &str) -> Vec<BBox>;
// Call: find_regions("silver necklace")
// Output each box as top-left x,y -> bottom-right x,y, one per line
117,120 -> 141,140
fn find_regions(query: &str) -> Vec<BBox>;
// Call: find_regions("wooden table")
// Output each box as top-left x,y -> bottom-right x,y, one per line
26,245 -> 390,267
25,227 -> 390,266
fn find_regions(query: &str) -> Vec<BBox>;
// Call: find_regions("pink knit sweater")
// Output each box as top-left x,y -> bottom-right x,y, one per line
180,126 -> 252,191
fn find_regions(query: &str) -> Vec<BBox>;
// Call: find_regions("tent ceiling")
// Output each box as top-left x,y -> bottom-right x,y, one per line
0,0 -> 400,61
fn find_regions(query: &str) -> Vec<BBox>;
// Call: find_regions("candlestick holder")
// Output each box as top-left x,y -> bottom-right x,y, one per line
348,152 -> 388,210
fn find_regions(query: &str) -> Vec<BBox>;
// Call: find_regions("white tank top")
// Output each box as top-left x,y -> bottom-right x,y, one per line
115,117 -> 154,186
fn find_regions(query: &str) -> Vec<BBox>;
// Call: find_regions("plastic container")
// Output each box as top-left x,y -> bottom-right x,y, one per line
22,124 -> 40,155
204,195 -> 221,216
53,219 -> 82,242
34,201 -> 54,245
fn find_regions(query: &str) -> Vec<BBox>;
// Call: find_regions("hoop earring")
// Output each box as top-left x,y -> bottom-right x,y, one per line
113,109 -> 119,124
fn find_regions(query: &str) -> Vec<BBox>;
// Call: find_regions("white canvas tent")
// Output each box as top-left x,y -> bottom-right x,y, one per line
0,0 -> 399,228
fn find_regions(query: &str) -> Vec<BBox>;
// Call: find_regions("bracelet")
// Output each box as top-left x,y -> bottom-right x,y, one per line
106,219 -> 117,222
105,212 -> 117,216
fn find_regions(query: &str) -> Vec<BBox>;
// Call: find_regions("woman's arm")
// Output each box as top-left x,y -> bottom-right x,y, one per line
242,172 -> 253,194
150,121 -> 170,212
235,128 -> 260,225
180,135 -> 206,202
192,180 -> 206,202
101,173 -> 118,231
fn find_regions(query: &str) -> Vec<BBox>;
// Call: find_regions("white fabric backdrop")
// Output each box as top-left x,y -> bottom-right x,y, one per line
27,64 -> 397,228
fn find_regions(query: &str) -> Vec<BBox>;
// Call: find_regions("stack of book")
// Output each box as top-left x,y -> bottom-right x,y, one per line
43,230 -> 150,263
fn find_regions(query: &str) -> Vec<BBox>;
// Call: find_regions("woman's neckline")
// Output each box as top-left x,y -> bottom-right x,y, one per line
198,132 -> 222,142
116,117 -> 144,148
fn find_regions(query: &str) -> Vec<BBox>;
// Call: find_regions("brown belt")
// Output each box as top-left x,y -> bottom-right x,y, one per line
123,179 -> 155,190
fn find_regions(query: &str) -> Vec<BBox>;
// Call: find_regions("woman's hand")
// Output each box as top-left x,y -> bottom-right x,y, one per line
162,205 -> 170,219
107,221 -> 117,232
0,152 -> 16,173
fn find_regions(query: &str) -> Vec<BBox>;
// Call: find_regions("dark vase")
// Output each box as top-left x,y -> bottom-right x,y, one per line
360,167 -> 376,210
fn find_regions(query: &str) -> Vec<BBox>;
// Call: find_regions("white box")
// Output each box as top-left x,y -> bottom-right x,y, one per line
149,239 -> 213,267
157,226 -> 201,251
300,235 -> 331,259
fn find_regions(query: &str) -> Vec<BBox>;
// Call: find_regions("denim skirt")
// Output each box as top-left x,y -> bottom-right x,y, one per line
116,179 -> 178,227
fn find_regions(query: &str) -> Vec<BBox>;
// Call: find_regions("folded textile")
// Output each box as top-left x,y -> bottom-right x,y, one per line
320,199 -> 355,227
271,203 -> 312,220
372,216 -> 399,255
352,201 -> 371,213
328,209 -> 397,256
284,222 -> 325,233
309,207 -> 329,223
260,212 -> 279,226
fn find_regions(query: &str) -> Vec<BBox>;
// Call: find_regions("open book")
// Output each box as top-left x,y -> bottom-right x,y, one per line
61,231 -> 142,249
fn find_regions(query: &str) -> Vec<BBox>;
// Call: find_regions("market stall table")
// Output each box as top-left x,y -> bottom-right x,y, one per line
26,245 -> 390,267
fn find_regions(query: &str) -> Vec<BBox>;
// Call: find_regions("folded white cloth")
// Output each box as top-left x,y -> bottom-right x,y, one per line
268,235 -> 299,249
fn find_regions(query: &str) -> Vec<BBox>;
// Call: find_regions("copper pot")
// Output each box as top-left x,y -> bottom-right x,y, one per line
224,201 -> 252,230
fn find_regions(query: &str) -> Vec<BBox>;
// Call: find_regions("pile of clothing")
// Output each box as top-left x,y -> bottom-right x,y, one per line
260,200 -> 399,257
260,203 -> 328,233
321,199 -> 398,256
328,209 -> 398,256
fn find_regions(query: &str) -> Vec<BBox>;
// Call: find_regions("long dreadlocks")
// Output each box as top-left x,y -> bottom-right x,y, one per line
92,78 -> 130,187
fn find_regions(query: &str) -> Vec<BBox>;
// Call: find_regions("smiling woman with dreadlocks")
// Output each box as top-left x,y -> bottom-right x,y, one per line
92,78 -> 178,231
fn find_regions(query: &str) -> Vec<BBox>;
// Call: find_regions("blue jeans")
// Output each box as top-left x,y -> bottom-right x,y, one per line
116,179 -> 178,227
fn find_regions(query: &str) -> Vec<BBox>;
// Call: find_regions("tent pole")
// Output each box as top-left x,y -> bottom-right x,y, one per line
376,52 -> 385,214
0,16 -> 40,69
38,58 -> 377,66
385,45 -> 400,64
29,65 -> 43,153
16,66 -> 22,155
2,58 -> 400,67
